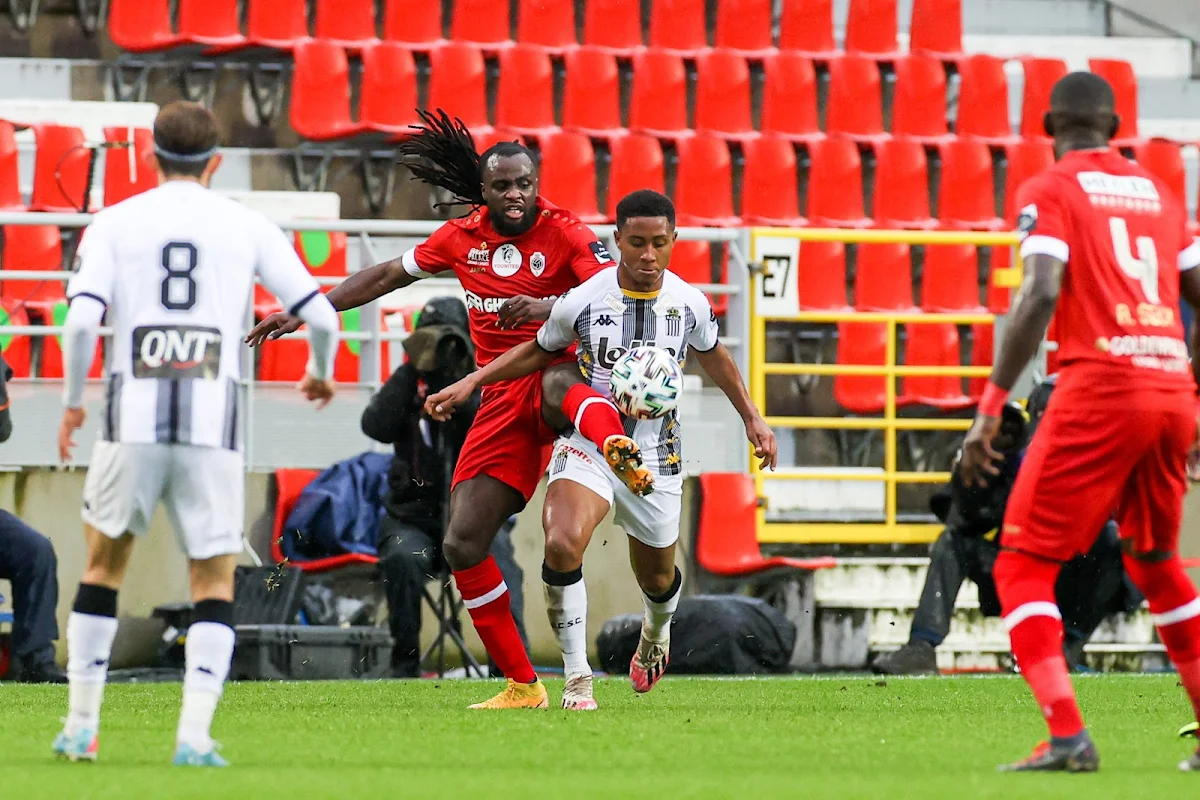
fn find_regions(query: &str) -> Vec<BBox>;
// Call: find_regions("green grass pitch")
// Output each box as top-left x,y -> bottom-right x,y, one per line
1,674 -> 1196,798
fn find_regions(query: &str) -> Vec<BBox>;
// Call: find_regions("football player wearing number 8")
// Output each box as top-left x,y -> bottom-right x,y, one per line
958,72 -> 1200,773
427,190 -> 777,710
53,102 -> 340,767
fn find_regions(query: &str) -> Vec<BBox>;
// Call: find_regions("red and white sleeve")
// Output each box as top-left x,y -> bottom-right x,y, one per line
1015,176 -> 1070,264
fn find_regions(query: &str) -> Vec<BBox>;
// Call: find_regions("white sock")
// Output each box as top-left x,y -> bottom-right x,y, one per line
66,611 -> 119,736
641,568 -> 682,643
543,567 -> 591,678
176,621 -> 235,750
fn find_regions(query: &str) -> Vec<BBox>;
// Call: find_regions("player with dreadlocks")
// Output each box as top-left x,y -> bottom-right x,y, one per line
247,110 -> 645,709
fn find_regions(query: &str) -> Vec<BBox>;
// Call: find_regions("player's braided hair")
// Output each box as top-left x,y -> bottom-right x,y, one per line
397,108 -> 533,210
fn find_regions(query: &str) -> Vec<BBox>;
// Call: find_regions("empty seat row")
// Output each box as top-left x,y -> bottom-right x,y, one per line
0,302 -> 103,380
110,0 -> 965,60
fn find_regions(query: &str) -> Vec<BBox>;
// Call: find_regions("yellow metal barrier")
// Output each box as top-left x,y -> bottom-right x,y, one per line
749,228 -> 1022,545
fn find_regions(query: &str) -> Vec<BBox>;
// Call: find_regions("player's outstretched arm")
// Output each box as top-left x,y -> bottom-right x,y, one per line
425,340 -> 557,421
692,342 -> 778,470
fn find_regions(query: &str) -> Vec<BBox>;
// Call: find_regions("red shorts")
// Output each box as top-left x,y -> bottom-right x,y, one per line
451,355 -> 574,502
1002,388 -> 1196,562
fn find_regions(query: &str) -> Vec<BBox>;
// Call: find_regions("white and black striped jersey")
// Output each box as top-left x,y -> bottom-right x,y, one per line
536,267 -> 719,480
66,180 -> 336,450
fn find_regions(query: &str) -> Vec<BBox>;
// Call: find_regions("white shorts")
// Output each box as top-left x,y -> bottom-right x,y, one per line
546,433 -> 682,548
82,441 -> 245,561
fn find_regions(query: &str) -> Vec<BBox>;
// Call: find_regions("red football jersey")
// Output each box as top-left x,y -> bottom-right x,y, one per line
400,197 -> 614,365
1015,148 -> 1200,395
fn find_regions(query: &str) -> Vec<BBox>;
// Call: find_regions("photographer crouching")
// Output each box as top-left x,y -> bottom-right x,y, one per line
361,298 -> 527,678
872,375 -> 1140,674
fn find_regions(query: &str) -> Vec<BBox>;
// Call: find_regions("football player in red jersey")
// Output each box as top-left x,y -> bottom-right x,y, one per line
960,72 -> 1200,773
246,111 -> 646,709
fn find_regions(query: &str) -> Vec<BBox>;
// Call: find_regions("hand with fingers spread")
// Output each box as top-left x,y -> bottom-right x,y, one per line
58,407 -> 86,463
496,295 -> 553,330
959,414 -> 1004,487
298,373 -> 336,409
424,377 -> 478,422
745,413 -> 778,471
245,311 -> 303,347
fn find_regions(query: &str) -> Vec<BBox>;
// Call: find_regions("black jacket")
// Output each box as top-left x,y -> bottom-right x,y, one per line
360,363 -> 479,534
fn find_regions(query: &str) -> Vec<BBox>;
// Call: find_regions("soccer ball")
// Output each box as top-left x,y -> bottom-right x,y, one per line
608,346 -> 684,420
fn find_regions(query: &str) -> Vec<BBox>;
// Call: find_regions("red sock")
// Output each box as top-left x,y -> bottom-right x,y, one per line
1123,554 -> 1200,721
453,557 -> 536,684
563,383 -> 624,451
995,549 -> 1086,739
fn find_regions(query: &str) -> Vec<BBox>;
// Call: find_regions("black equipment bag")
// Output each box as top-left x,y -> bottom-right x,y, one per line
597,595 -> 796,676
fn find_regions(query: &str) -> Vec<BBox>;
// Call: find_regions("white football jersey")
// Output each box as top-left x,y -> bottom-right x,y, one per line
67,181 -> 325,450
536,267 -> 719,481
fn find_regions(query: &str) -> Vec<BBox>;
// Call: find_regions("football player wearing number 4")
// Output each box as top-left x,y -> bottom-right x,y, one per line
53,103 -> 339,767
428,191 -> 777,710
959,72 -> 1200,773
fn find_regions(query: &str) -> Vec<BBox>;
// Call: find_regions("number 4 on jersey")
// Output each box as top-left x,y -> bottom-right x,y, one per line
1109,217 -> 1160,305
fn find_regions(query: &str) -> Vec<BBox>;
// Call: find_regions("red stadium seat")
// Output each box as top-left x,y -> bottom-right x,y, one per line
360,42 -> 420,137
109,0 -> 181,52
806,138 -> 871,228
1132,138 -> 1187,210
315,0 -> 379,50
955,54 -> 1017,144
909,0 -> 963,60
855,243 -> 915,311
538,132 -> 604,223
517,0 -> 577,52
1019,57 -> 1069,140
1,226 -> 65,314
629,50 -> 689,138
295,231 -> 349,278
474,129 -> 528,152
383,0 -> 443,50
760,52 -> 822,143
1002,138 -> 1054,220
648,0 -> 708,57
582,0 -> 643,55
675,135 -> 739,226
922,244 -> 983,312
835,322 -> 888,414
270,469 -> 380,573
245,0 -> 309,51
259,333 -> 360,383
694,50 -> 756,142
742,136 -> 805,226
901,324 -> 972,409
1089,58 -> 1140,146
562,47 -> 623,138
826,54 -> 888,143
0,122 -> 24,210
178,0 -> 246,49
798,241 -> 849,310
290,40 -> 366,141
891,54 -> 951,144
450,0 -> 512,48
845,0 -> 900,60
496,45 -> 557,137
103,127 -> 158,206
429,43 -> 493,137
671,241 -> 729,314
967,321 -> 994,400
607,134 -> 666,219
985,246 -> 1012,314
0,304 -> 32,378
31,125 -> 89,212
39,300 -> 103,379
779,0 -> 837,58
936,138 -> 1003,230
715,0 -> 776,57
872,138 -> 936,229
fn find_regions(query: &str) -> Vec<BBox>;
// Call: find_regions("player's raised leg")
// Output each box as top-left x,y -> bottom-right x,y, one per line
54,525 -> 133,762
445,475 -> 547,709
542,451 -> 612,710
543,363 -> 653,497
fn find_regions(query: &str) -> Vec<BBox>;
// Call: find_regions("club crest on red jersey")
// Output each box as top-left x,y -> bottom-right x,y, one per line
530,251 -> 546,277
1017,203 -> 1038,239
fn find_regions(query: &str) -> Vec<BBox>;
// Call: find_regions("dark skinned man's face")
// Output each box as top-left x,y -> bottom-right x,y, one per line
615,216 -> 676,293
481,153 -> 538,237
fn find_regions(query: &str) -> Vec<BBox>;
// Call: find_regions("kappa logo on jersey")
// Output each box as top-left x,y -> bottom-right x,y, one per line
132,325 -> 221,380
589,240 -> 614,264
492,243 -> 522,277
530,251 -> 546,277
596,337 -> 676,369
464,290 -> 556,315
1016,203 -> 1038,239
596,313 -> 617,327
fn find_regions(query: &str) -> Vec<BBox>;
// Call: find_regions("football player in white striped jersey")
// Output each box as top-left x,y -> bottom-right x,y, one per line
427,190 -> 775,710
52,102 -> 339,767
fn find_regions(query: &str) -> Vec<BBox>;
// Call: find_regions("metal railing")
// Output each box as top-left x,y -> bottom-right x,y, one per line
748,227 -> 1022,546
